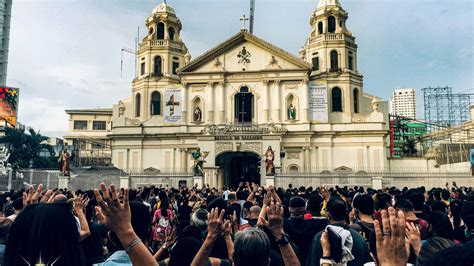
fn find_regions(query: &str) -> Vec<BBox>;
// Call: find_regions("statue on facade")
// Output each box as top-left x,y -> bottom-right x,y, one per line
192,148 -> 208,177
371,97 -> 381,113
288,104 -> 296,120
118,101 -> 126,117
264,146 -> 275,176
184,51 -> 192,65
193,106 -> 202,122
59,149 -> 71,176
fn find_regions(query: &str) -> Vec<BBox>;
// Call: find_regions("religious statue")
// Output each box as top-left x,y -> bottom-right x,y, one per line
299,47 -> 306,60
184,51 -> 192,65
192,148 -> 208,177
118,101 -> 126,117
58,149 -> 71,176
193,106 -> 202,122
264,146 -> 275,176
288,104 -> 296,120
371,97 -> 380,113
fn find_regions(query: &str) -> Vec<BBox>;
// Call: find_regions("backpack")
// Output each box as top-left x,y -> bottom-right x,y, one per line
155,209 -> 171,236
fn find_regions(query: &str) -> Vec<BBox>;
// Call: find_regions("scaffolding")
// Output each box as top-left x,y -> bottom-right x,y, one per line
423,86 -> 473,131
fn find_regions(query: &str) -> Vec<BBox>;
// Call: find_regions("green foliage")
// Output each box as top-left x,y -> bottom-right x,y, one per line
0,127 -> 56,170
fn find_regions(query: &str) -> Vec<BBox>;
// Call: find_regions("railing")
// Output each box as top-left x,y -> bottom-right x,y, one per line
139,39 -> 184,50
310,33 -> 355,45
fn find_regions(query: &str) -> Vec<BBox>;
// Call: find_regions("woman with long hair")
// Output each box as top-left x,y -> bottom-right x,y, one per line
151,190 -> 175,252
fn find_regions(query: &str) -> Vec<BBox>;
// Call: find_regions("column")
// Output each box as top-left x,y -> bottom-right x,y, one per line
164,22 -> 169,40
180,148 -> 188,172
302,80 -> 309,122
273,80 -> 281,123
303,147 -> 310,172
263,80 -> 270,122
208,82 -> 215,124
182,83 -> 188,124
218,82 -> 226,123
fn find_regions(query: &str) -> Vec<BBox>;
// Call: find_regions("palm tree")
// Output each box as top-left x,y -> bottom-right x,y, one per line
0,127 -> 55,169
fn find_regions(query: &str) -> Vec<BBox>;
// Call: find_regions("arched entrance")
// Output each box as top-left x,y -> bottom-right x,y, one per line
216,152 -> 261,188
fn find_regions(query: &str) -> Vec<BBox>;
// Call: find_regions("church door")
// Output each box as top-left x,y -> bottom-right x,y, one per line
234,86 -> 253,123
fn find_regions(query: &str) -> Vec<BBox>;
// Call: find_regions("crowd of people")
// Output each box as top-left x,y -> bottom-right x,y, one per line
0,181 -> 472,265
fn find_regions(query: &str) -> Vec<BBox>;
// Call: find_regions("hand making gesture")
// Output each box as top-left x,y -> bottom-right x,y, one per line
374,207 -> 409,266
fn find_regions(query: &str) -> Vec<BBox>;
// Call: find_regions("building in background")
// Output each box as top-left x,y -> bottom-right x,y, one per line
390,88 -> 416,119
63,109 -> 113,167
0,0 -> 12,86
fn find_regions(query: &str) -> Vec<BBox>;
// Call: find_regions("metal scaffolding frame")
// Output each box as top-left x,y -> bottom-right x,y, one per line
423,86 -> 473,131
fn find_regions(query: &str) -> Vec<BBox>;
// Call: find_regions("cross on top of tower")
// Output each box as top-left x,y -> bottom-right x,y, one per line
240,15 -> 249,31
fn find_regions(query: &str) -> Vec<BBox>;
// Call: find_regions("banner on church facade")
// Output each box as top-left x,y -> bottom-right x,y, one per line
164,88 -> 182,124
308,84 -> 328,123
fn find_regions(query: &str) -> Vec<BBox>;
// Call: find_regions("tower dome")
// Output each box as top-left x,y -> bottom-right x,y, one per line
152,1 -> 176,15
317,0 -> 341,8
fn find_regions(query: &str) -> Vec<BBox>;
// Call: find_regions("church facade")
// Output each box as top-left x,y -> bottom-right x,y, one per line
109,0 -> 389,188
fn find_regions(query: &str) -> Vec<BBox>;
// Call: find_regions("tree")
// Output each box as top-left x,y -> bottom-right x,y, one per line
0,127 -> 56,169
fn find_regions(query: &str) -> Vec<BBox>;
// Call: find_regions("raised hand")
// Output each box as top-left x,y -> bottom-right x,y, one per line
374,207 -> 409,266
207,207 -> 225,240
406,222 -> 421,256
73,194 -> 89,213
223,220 -> 232,238
94,183 -> 132,234
259,203 -> 285,239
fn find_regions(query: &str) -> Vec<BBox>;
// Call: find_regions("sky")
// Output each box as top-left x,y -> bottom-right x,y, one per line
7,0 -> 474,137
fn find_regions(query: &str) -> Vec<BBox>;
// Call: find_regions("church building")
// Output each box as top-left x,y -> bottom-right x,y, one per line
107,0 -> 389,188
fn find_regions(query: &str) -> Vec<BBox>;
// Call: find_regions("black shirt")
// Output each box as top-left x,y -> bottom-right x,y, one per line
284,217 -> 328,260
82,222 -> 107,265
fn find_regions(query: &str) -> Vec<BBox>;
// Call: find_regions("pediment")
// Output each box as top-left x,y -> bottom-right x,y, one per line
334,166 -> 354,173
179,30 -> 310,74
143,167 -> 161,174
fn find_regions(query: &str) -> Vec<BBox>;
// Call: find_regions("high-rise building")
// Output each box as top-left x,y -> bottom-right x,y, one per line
390,88 -> 416,119
0,0 -> 12,86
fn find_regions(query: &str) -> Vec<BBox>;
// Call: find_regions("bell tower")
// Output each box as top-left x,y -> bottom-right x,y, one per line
303,0 -> 363,123
132,1 -> 190,119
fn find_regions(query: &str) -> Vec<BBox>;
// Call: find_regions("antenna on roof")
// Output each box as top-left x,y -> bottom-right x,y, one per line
249,0 -> 255,34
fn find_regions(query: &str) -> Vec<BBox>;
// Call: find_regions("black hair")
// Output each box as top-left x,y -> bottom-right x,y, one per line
407,192 -> 425,211
179,225 -> 203,242
416,236 -> 455,265
395,198 -> 414,212
168,237 -> 202,266
289,196 -> 306,208
110,201 -> 151,250
424,241 -> 474,266
326,197 -> 346,221
307,194 -> 323,216
450,200 -> 462,228
374,192 -> 392,210
429,211 -> 454,240
441,189 -> 450,201
3,203 -> 85,266
207,198 -> 227,213
353,194 -> 374,216
226,203 -> 242,224
11,198 -> 23,211
159,190 -> 169,217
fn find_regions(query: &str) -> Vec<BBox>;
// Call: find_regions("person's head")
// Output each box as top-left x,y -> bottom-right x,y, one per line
408,192 -> 425,211
109,201 -> 151,249
429,211 -> 454,240
53,194 -> 68,203
374,192 -> 392,211
461,201 -> 474,232
395,198 -> 414,213
168,237 -> 202,266
233,228 -> 271,266
191,208 -> 209,231
306,194 -> 323,216
3,203 -> 84,266
11,197 -> 23,212
353,194 -> 374,216
179,225 -> 203,241
289,196 -> 306,219
326,197 -> 346,223
416,236 -> 455,266
207,198 -> 226,213
450,200 -> 462,227
226,203 -> 242,223
441,189 -> 450,201
248,206 -> 261,220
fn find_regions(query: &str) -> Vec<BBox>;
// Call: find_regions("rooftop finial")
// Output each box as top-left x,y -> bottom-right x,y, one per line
240,14 -> 249,31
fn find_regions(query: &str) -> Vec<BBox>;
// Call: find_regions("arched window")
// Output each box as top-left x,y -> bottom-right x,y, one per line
157,22 -> 165,40
318,21 -> 324,34
168,27 -> 175,41
353,88 -> 359,114
151,91 -> 162,116
328,16 -> 336,33
330,50 -> 338,71
154,56 -> 162,76
289,165 -> 299,174
332,87 -> 342,112
135,93 -> 141,117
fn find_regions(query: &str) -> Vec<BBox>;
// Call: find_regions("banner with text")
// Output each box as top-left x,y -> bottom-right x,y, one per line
164,88 -> 182,124
309,84 -> 328,123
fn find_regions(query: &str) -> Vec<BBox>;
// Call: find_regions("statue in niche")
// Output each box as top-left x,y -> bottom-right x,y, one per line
193,106 -> 202,122
288,104 -> 296,120
264,146 -> 275,176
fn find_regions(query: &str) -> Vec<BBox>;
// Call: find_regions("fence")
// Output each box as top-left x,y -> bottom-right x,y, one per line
275,172 -> 474,189
129,171 -> 194,189
0,169 -> 61,191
